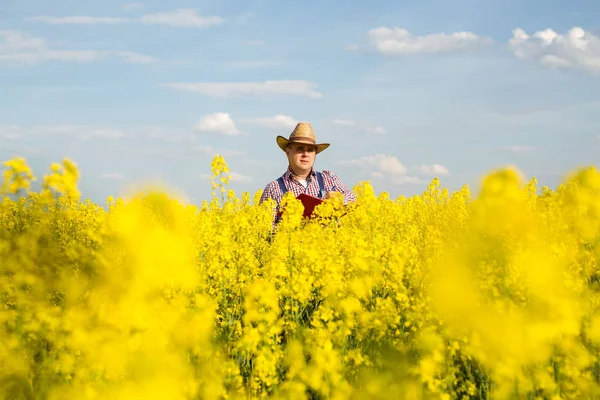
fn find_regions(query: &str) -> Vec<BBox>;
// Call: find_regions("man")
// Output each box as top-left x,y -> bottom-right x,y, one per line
260,122 -> 356,226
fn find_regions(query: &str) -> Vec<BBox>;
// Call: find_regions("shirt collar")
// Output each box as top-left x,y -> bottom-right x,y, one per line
283,166 -> 316,181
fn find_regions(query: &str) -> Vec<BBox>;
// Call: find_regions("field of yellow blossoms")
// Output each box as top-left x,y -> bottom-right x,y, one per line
1,154 -> 600,400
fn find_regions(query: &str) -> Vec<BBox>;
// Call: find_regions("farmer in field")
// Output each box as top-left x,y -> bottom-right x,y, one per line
260,122 -> 356,225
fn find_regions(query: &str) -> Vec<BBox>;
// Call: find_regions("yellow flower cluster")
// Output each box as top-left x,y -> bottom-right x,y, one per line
1,154 -> 600,400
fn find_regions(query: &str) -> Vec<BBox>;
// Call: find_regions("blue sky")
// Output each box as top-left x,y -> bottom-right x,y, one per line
1,0 -> 599,204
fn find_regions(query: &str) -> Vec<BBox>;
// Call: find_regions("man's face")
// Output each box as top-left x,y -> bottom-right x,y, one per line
286,142 -> 316,172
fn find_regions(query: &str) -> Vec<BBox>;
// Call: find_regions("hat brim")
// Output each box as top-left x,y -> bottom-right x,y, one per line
276,136 -> 329,154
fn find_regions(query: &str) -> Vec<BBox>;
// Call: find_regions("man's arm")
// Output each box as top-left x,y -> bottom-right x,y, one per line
259,182 -> 273,205
259,182 -> 279,229
322,170 -> 356,204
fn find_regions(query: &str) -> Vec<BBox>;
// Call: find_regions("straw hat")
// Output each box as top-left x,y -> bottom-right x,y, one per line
276,122 -> 330,154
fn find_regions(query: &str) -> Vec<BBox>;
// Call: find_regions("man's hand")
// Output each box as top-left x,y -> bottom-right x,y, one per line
324,191 -> 343,201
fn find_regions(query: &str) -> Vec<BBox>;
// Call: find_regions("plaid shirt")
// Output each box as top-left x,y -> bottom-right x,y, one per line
260,167 -> 356,226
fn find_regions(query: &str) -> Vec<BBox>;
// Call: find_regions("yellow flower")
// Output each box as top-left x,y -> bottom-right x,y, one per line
2,156 -> 600,399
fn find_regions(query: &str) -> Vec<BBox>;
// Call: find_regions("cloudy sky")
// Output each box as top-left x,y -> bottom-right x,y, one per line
1,0 -> 599,204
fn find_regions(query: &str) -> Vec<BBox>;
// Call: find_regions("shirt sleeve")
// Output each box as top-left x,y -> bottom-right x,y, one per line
259,182 -> 279,230
321,170 -> 356,204
259,182 -> 274,204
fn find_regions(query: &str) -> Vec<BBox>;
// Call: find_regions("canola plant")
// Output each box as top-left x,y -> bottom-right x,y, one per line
1,155 -> 600,399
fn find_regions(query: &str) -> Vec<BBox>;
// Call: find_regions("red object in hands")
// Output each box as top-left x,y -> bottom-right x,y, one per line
297,193 -> 323,218
276,193 -> 324,219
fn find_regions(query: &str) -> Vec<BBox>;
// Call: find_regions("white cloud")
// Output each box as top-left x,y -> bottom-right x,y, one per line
347,154 -> 407,175
0,125 -> 18,137
0,125 -> 23,140
366,125 -> 386,134
354,26 -> 493,55
413,164 -> 450,176
390,175 -> 424,185
229,172 -> 252,183
508,27 -> 600,75
194,112 -> 241,136
140,9 -> 224,28
0,124 -> 249,145
163,80 -> 323,99
340,155 -> 449,185
0,31 -> 154,64
0,124 -> 127,139
340,154 -> 423,185
244,114 -> 298,130
26,16 -> 132,24
26,9 -> 223,29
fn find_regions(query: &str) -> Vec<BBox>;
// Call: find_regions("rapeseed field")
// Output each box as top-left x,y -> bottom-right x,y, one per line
1,154 -> 600,399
